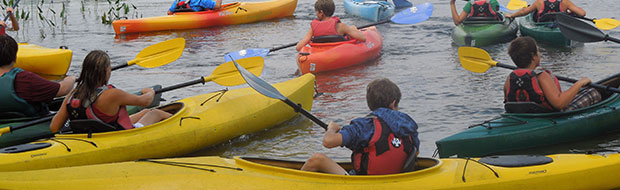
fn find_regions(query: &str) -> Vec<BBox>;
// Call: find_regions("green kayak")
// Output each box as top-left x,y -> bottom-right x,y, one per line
452,14 -> 518,47
518,13 -> 572,47
436,73 -> 620,158
0,85 -> 162,148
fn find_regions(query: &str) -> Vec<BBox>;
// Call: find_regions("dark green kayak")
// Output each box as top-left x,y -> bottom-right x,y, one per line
0,85 -> 162,148
519,13 -> 572,47
436,73 -> 620,158
452,14 -> 518,47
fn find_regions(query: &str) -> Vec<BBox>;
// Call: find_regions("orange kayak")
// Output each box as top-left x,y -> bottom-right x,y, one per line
296,26 -> 382,74
113,0 -> 297,34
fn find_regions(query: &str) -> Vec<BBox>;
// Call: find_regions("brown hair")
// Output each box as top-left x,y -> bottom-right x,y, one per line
366,78 -> 401,111
508,37 -> 538,68
314,0 -> 335,17
0,35 -> 18,67
73,50 -> 111,105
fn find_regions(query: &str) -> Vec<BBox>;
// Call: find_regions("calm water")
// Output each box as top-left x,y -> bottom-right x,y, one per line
7,0 -> 620,159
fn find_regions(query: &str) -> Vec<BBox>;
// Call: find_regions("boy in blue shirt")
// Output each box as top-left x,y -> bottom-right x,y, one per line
168,0 -> 223,15
301,78 -> 420,175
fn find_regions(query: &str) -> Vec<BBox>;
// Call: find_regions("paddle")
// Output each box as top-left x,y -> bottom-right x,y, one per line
556,13 -> 620,44
111,38 -> 186,70
0,56 -> 264,136
506,0 -> 527,11
505,0 -> 619,30
230,56 -> 328,129
458,46 -> 620,94
224,2 -> 434,62
0,0 -> 20,31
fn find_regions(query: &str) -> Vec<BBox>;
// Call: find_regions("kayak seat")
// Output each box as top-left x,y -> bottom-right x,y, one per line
173,8 -> 194,13
504,102 -> 553,114
311,35 -> 348,43
401,146 -> 418,173
69,119 -> 123,137
479,155 -> 553,167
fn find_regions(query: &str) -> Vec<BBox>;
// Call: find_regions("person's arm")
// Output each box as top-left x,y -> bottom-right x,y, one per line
539,72 -> 590,110
338,23 -> 366,42
213,0 -> 222,9
296,29 -> 313,52
50,96 -> 70,133
506,0 -> 540,18
503,76 -> 510,98
563,0 -> 585,17
450,0 -> 468,25
322,121 -> 343,148
56,76 -> 76,97
111,88 -> 155,108
7,7 -> 18,31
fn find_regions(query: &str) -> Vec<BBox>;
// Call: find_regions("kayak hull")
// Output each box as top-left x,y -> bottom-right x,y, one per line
15,43 -> 72,80
518,14 -> 572,47
436,73 -> 620,158
451,15 -> 518,47
112,0 -> 297,34
344,0 -> 394,22
1,153 -> 620,189
0,74 -> 315,172
296,26 -> 382,74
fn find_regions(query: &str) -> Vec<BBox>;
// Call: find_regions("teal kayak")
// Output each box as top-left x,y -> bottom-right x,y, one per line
518,13 -> 572,47
451,14 -> 518,47
436,73 -> 620,158
0,85 -> 162,148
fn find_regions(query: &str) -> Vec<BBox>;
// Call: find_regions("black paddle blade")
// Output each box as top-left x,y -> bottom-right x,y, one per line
557,13 -> 606,43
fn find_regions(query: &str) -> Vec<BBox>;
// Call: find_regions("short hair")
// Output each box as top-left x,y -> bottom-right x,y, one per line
366,78 -> 401,111
0,35 -> 18,67
314,0 -> 335,17
508,37 -> 538,68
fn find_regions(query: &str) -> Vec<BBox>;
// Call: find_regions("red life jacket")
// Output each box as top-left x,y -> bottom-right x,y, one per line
0,27 -> 5,35
505,69 -> 561,110
176,0 -> 191,9
66,85 -> 134,130
469,0 -> 498,19
351,116 -> 414,175
310,16 -> 341,37
537,0 -> 564,22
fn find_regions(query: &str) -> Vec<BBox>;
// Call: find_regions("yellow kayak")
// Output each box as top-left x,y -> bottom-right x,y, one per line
15,43 -> 72,80
1,152 -> 619,189
0,74 -> 315,172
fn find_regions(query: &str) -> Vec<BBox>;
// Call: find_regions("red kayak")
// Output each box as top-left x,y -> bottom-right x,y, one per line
296,26 -> 382,74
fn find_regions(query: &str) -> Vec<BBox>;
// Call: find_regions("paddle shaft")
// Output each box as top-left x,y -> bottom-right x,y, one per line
267,20 -> 390,53
1,0 -> 20,30
496,62 -> 620,93
0,115 -> 54,135
111,63 -> 130,71
282,99 -> 328,129
156,78 -> 204,94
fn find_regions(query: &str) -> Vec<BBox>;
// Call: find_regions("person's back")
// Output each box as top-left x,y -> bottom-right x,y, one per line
168,0 -> 223,15
450,0 -> 500,25
506,0 -> 585,22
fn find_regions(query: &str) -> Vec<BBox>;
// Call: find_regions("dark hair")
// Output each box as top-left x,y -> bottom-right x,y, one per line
366,78 -> 401,111
73,50 -> 111,105
508,37 -> 538,68
0,35 -> 18,67
314,0 -> 335,17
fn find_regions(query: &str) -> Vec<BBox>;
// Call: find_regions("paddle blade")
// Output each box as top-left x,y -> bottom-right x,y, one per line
506,0 -> 527,10
224,48 -> 270,62
130,38 -> 185,68
594,18 -> 620,31
390,2 -> 433,25
557,14 -> 606,43
458,47 -> 498,73
231,57 -> 286,101
499,4 -> 511,12
210,56 -> 264,86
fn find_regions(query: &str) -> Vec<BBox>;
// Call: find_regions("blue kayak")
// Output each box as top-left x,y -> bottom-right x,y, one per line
344,0 -> 395,22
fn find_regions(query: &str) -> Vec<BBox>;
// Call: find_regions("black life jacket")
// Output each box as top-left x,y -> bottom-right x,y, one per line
351,115 -> 414,175
537,0 -> 562,22
505,69 -> 560,110
174,0 -> 192,12
469,0 -> 499,20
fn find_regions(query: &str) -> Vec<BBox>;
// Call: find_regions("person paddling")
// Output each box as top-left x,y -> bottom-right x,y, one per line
50,50 -> 172,133
505,0 -> 585,22
0,7 -> 19,35
450,0 -> 501,25
295,0 -> 366,52
168,0 -> 223,15
0,35 -> 75,117
504,37 -> 600,111
301,78 -> 419,175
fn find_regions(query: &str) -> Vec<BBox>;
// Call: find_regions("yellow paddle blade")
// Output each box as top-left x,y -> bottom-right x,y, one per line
458,47 -> 498,73
128,38 -> 185,68
207,56 -> 264,86
594,18 -> 620,30
507,0 -> 528,10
